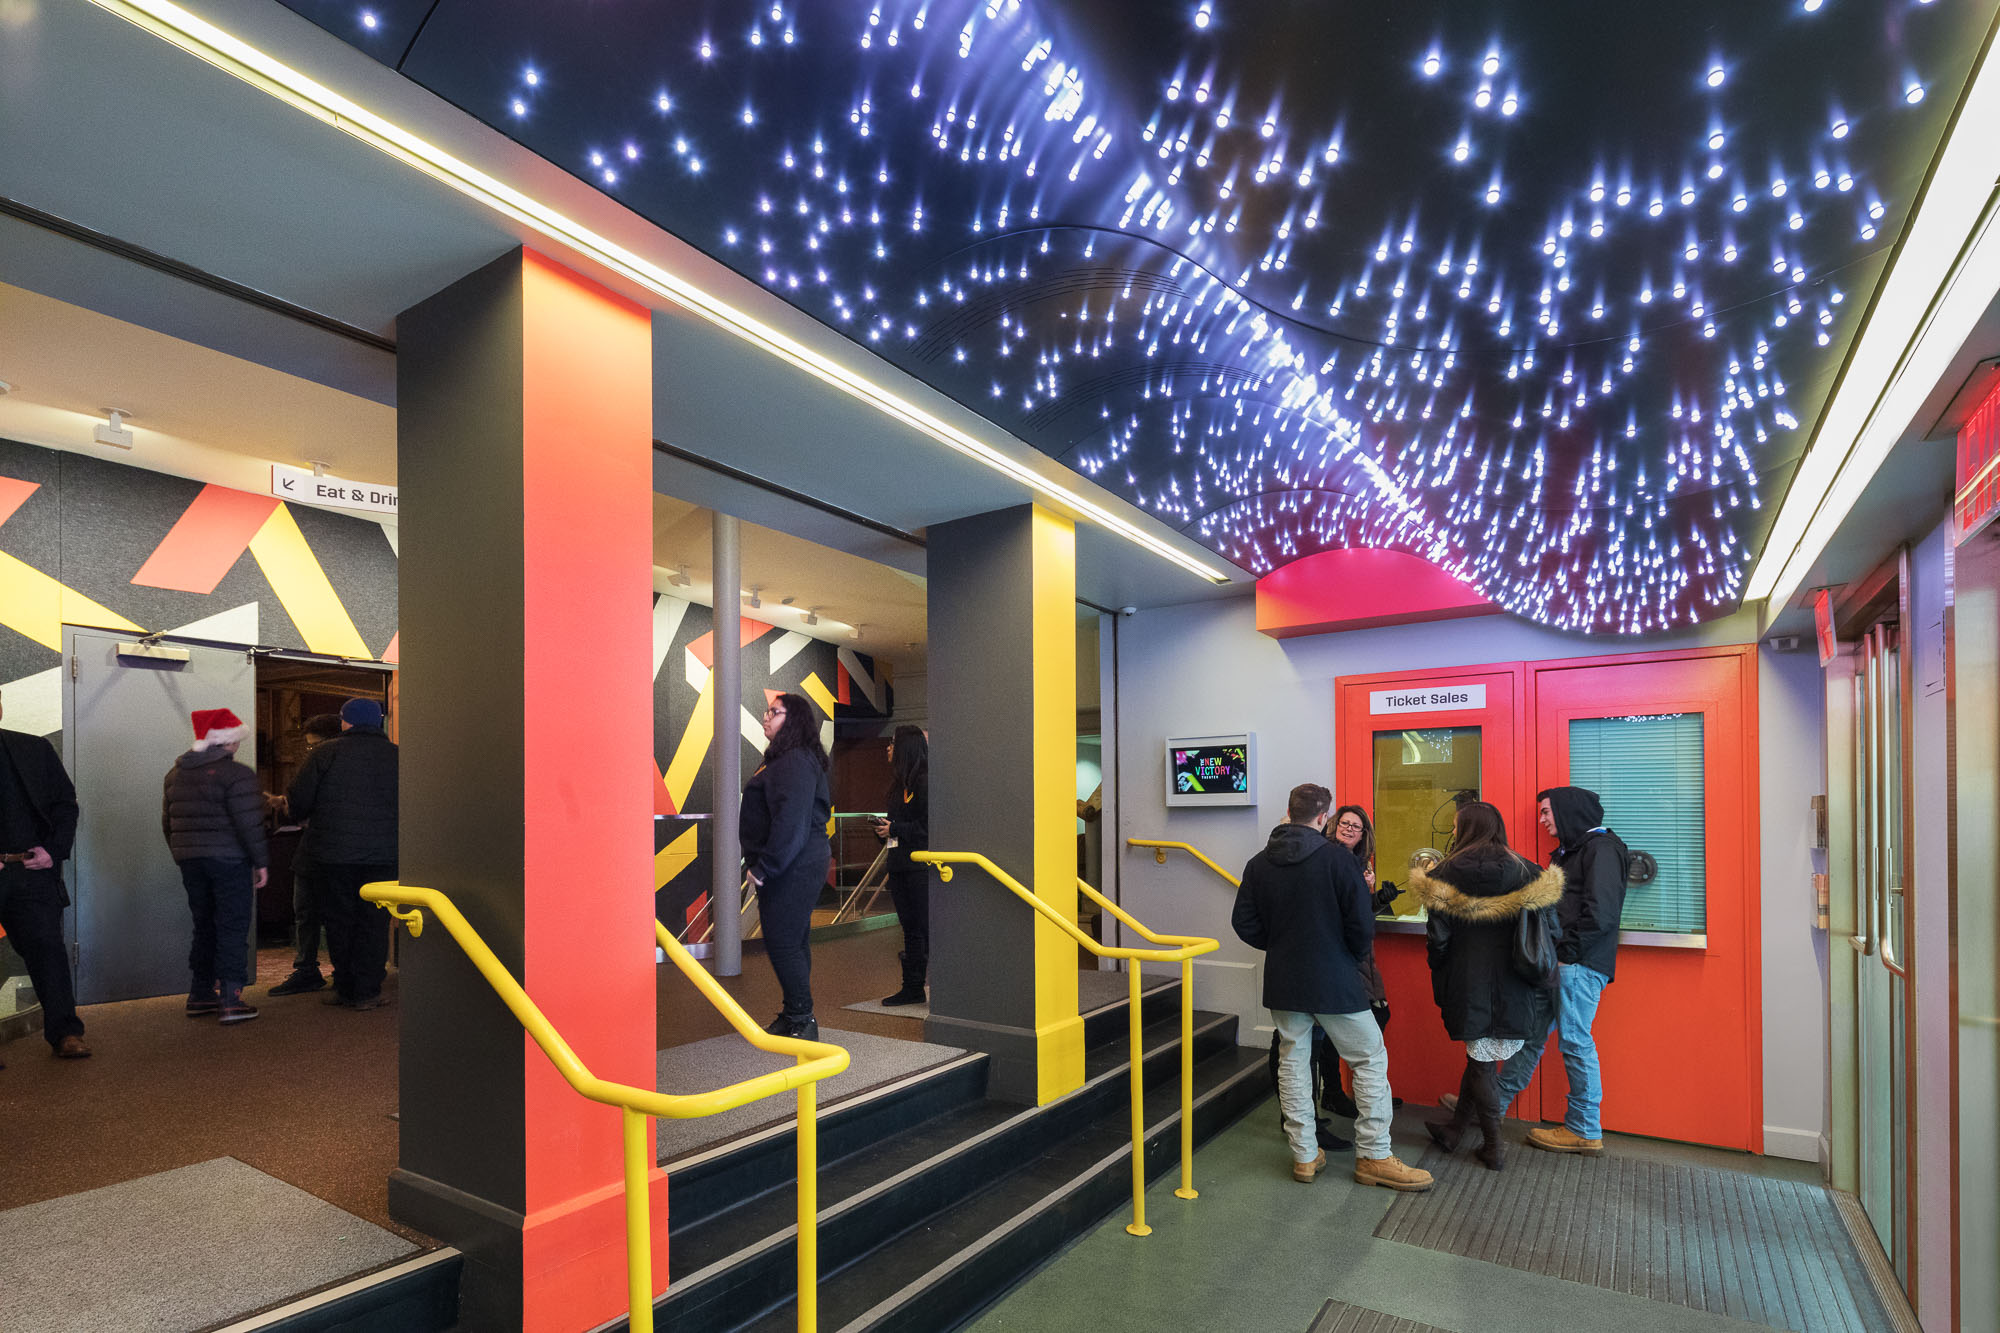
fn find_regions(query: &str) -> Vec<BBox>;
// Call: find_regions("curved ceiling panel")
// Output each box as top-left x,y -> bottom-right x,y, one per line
282,0 -> 1995,631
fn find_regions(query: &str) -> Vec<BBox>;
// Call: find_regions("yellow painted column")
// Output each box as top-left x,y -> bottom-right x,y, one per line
924,502 -> 1084,1104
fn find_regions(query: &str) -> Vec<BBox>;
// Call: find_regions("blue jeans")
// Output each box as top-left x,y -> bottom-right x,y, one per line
1494,963 -> 1611,1139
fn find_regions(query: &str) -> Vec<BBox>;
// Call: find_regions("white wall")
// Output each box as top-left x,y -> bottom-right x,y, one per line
1758,644 -> 1829,1162
1110,595 -> 1828,1157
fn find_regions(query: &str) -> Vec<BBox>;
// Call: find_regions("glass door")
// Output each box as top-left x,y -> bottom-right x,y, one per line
1852,621 -> 1912,1286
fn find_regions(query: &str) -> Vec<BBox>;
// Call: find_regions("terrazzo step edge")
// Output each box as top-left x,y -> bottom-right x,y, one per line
658,1013 -> 1244,1333
667,1051 -> 992,1230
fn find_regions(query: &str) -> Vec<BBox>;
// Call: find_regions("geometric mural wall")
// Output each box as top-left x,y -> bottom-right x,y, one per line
0,436 -> 400,738
651,590 -> 891,931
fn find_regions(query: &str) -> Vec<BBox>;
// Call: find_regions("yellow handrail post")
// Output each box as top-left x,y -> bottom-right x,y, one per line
623,1106 -> 654,1333
358,883 -> 848,1333
1174,955 -> 1198,1200
797,1080 -> 818,1333
1123,963 -> 1150,1236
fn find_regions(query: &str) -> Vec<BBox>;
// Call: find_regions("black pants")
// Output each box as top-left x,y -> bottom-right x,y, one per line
290,865 -> 323,974
178,857 -> 255,993
886,868 -> 929,966
318,862 -> 396,1001
0,866 -> 83,1049
759,848 -> 828,1018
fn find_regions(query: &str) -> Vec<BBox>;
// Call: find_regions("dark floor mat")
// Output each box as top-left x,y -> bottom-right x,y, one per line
1373,1146 -> 1890,1333
1307,1299 -> 1457,1333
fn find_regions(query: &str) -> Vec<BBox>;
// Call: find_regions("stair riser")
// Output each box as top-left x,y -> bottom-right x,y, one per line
669,1056 -> 989,1231
1078,978 -> 1183,1047
225,1253 -> 462,1333
660,1021 -> 1241,1330
868,1061 -> 1270,1333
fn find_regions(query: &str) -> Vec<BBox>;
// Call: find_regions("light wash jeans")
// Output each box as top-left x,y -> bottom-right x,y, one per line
1272,1009 -> 1392,1161
1494,962 -> 1611,1139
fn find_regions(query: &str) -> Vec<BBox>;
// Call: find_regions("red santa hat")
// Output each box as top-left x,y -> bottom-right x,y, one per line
191,708 -> 248,750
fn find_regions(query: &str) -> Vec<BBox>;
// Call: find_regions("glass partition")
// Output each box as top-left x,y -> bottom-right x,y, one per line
1371,726 -> 1481,917
1567,712 -> 1707,935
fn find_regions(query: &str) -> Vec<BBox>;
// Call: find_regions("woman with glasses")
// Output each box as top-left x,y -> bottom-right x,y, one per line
741,693 -> 833,1040
1321,805 -> 1397,1116
872,725 -> 931,1006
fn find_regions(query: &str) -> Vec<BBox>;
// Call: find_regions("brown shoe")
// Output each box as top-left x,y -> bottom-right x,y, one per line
1353,1154 -> 1434,1192
1526,1126 -> 1604,1154
1292,1149 -> 1327,1183
55,1035 -> 91,1059
1437,1092 -> 1458,1113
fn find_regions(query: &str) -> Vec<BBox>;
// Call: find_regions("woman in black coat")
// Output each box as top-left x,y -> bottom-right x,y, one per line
873,725 -> 930,1006
1409,801 -> 1563,1169
742,692 -> 833,1040
1318,804 -> 1399,1118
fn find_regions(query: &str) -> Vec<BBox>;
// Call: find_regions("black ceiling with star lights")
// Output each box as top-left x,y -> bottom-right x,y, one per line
280,0 -> 1996,633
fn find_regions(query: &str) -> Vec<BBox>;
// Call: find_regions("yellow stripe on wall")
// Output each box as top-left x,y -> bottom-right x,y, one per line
799,670 -> 836,719
1029,505 -> 1084,1105
655,823 -> 700,889
0,551 -> 141,649
663,676 -> 716,810
247,505 -> 370,658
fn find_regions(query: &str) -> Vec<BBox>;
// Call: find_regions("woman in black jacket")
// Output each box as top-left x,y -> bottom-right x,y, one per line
742,693 -> 833,1040
1319,804 -> 1398,1117
873,725 -> 930,1006
1409,801 -> 1563,1169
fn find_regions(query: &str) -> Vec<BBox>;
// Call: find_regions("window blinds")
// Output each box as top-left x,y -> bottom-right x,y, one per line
1567,713 -> 1707,934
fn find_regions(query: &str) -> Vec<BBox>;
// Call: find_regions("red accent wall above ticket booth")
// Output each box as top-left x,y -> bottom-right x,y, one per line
1256,548 -> 1501,638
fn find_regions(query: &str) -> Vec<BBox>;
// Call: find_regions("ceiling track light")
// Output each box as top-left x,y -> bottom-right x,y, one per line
848,623 -> 867,641
803,606 -> 821,626
94,408 -> 136,450
667,564 -> 692,587
746,586 -> 762,609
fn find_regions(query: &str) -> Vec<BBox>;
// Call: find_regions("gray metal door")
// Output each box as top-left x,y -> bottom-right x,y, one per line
64,627 -> 256,1003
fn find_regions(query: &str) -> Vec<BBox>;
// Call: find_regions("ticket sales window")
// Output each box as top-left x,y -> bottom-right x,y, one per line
1371,726 -> 1482,918
1567,712 -> 1707,934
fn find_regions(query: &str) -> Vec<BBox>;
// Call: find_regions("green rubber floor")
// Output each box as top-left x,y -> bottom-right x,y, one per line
970,1096 -> 1884,1333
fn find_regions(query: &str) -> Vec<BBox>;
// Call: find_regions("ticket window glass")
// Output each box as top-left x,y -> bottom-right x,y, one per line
1566,713 -> 1708,935
1371,726 -> 1482,918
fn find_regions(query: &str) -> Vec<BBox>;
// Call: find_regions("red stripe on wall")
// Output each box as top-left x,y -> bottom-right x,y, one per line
380,631 -> 400,664
132,485 -> 282,593
0,476 -> 41,528
515,248 -> 662,1332
685,616 -> 776,669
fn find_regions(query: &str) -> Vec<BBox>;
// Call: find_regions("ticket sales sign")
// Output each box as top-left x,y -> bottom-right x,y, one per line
1369,683 -> 1487,715
272,463 -> 398,515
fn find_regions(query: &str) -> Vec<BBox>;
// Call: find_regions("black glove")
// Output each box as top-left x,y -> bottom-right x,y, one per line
1371,882 -> 1400,913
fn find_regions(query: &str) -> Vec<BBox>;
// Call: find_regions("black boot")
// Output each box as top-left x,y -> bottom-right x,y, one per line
765,1011 -> 819,1042
881,951 -> 927,1006
1425,1059 -> 1479,1153
1469,1059 -> 1505,1170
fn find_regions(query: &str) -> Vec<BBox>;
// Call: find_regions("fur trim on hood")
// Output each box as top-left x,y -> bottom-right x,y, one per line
1410,850 -> 1565,922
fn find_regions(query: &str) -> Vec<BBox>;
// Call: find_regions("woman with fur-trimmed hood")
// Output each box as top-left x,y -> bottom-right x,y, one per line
1408,801 -> 1564,1170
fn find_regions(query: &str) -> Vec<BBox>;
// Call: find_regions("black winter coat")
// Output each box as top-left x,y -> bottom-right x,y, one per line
883,771 -> 928,874
1541,786 -> 1631,981
1413,847 -> 1564,1042
286,726 -> 399,866
162,747 -> 269,866
0,728 -> 79,862
1232,822 -> 1374,1016
741,747 -> 832,887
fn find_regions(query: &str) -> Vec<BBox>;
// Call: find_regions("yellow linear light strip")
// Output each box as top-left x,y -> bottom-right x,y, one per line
1746,33 -> 2000,609
90,0 -> 1233,588
0,553 -> 142,649
247,505 -> 371,657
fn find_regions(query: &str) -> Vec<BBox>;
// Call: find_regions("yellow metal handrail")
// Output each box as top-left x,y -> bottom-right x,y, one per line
361,882 -> 850,1333
1126,838 -> 1241,888
911,851 -> 1217,1236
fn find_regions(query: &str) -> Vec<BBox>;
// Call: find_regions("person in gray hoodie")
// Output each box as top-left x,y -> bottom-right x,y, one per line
162,708 -> 269,1024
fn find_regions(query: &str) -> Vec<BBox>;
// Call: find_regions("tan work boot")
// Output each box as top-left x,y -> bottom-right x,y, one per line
1437,1093 -> 1458,1112
1353,1154 -> 1434,1192
1526,1125 -> 1605,1154
1292,1149 -> 1328,1183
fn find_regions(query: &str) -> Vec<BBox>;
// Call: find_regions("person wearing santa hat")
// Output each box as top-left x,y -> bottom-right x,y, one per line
162,707 -> 270,1024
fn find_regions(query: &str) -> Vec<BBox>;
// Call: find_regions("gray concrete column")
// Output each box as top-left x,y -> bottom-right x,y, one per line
712,512 -> 743,976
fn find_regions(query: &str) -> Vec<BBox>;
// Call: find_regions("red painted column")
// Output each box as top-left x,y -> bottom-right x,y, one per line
395,248 -> 660,1330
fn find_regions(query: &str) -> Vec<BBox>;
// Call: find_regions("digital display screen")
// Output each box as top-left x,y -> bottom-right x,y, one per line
1171,744 -> 1250,796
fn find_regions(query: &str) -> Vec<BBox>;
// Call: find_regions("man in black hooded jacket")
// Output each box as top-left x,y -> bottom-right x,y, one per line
1232,783 -> 1433,1193
1490,785 -> 1630,1154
